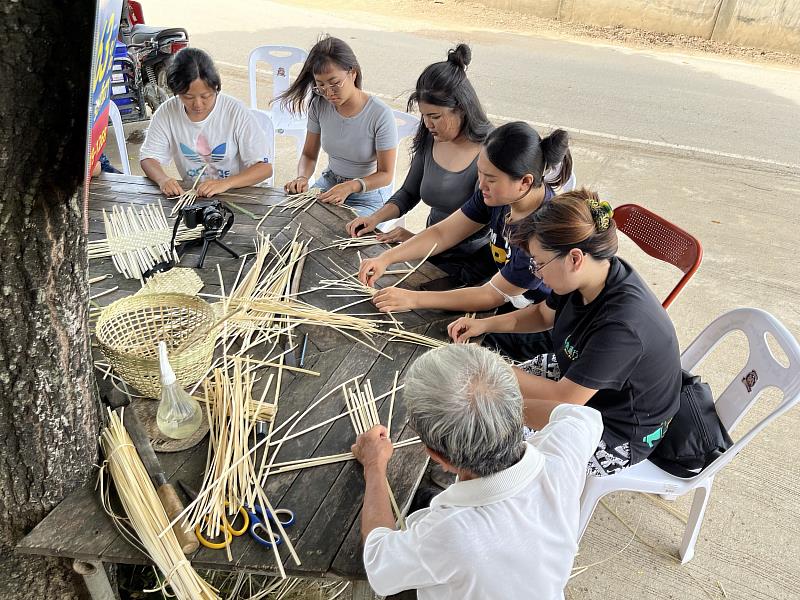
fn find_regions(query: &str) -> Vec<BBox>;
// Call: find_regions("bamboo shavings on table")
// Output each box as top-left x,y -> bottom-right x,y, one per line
98,409 -> 219,600
88,202 -> 202,280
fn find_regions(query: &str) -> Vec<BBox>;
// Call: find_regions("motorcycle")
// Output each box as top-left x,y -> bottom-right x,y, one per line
111,0 -> 189,122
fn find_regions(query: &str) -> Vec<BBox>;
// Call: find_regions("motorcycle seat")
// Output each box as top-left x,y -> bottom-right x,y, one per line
130,25 -> 187,45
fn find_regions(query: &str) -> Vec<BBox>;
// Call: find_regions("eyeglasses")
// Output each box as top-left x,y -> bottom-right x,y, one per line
529,255 -> 560,276
312,71 -> 351,96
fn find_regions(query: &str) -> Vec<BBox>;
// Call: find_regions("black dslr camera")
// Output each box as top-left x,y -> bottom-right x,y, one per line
182,201 -> 230,232
172,200 -> 238,268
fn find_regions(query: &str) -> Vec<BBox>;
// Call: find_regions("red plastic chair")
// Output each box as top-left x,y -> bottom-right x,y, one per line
613,204 -> 703,309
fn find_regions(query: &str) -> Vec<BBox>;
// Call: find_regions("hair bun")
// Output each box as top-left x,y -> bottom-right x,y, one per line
447,44 -> 472,70
586,198 -> 614,232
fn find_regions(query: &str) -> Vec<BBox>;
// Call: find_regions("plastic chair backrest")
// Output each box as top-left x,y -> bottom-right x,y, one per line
393,110 -> 420,141
107,101 -> 131,175
249,109 -> 276,186
613,203 -> 702,309
679,307 -> 800,479
248,46 -> 308,112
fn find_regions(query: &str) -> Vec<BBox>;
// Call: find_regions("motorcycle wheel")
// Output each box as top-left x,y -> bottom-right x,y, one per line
145,65 -> 172,114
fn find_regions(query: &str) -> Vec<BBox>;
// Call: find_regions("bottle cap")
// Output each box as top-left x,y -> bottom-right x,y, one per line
158,341 -> 177,386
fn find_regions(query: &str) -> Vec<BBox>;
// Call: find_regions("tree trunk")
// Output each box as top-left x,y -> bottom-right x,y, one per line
0,3 -> 98,598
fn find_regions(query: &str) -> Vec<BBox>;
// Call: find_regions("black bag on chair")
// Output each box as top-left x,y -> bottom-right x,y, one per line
649,370 -> 734,478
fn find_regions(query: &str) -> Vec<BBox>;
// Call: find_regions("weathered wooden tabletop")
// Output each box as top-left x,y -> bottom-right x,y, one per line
18,173 -> 457,582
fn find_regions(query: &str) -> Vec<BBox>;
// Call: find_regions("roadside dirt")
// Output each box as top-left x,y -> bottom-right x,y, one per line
277,0 -> 800,67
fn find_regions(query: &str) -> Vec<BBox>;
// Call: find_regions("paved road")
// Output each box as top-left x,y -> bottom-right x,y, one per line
148,0 -> 800,168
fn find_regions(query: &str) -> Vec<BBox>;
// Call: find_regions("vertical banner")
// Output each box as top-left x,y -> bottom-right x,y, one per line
83,0 -> 124,231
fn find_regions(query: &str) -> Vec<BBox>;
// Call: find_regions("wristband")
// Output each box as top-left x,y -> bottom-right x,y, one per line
355,178 -> 367,193
296,175 -> 309,181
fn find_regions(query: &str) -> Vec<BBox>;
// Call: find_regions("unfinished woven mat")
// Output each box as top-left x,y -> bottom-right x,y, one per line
95,293 -> 217,398
88,202 -> 202,281
136,268 -> 204,297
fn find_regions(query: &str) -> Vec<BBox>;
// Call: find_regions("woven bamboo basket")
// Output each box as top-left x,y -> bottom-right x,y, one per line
95,293 -> 217,398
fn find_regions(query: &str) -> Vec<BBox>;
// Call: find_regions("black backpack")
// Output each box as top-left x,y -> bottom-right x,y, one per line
649,370 -> 734,478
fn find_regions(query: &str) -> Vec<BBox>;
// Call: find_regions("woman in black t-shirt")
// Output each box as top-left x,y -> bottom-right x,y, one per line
448,190 -> 682,476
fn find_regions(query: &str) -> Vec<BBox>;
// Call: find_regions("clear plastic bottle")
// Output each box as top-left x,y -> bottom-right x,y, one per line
156,341 -> 203,439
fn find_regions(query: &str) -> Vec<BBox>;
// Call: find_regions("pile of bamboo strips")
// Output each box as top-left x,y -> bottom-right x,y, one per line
88,202 -> 202,280
256,188 -> 321,228
327,235 -> 383,250
99,409 -> 219,599
386,327 -> 449,349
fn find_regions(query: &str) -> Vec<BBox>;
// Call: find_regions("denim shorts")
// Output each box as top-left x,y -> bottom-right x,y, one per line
313,170 -> 391,217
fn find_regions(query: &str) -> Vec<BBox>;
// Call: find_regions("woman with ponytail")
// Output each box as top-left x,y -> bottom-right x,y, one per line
278,35 -> 398,216
346,44 -> 495,285
358,120 -> 570,308
448,190 -> 682,476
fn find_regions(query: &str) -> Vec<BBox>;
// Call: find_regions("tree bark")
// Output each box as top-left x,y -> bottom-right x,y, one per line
0,3 -> 98,598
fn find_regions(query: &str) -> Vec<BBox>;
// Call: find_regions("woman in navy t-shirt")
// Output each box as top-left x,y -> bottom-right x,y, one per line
357,122 -> 572,320
449,190 -> 682,476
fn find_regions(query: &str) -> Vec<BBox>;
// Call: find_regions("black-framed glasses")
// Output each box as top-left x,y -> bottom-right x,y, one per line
529,255 -> 560,276
312,71 -> 351,96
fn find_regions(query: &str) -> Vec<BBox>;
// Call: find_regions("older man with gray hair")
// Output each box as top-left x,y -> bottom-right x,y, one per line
351,343 -> 603,599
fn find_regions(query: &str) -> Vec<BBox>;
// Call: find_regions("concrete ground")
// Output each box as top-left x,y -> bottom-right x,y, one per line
105,1 -> 800,597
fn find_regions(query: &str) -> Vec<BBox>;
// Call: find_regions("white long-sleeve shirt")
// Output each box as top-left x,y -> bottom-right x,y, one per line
363,404 -> 604,600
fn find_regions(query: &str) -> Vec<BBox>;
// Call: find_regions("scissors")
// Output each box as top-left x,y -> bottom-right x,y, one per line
177,480 -> 295,549
247,503 -> 295,547
178,480 -> 251,550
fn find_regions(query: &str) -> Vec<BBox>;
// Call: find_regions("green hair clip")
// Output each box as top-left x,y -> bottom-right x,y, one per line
586,199 -> 614,232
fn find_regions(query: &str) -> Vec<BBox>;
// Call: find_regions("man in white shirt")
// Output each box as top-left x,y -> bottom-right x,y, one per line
140,48 -> 272,198
351,344 -> 603,600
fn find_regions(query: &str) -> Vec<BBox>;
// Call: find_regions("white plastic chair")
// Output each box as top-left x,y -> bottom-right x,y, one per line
377,110 -> 421,233
248,46 -> 308,162
107,101 -> 131,175
577,307 -> 800,563
249,109 -> 276,187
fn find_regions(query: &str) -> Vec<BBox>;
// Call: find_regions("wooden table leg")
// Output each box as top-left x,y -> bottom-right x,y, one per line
73,560 -> 116,600
351,579 -> 378,600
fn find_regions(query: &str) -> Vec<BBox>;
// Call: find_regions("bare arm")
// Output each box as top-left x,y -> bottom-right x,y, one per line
285,132 -> 321,193
515,374 -> 598,430
358,210 -> 484,286
448,302 -> 556,342
352,426 -> 396,543
373,271 -> 526,313
141,158 -> 183,196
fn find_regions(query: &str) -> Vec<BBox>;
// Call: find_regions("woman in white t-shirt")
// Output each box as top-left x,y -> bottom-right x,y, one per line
140,48 -> 272,198
278,35 -> 398,217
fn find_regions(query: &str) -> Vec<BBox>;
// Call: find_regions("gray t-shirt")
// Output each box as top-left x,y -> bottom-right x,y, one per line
389,136 -> 488,253
307,95 -> 398,179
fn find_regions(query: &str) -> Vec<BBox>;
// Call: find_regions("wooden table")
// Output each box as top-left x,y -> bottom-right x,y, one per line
18,174 -> 456,599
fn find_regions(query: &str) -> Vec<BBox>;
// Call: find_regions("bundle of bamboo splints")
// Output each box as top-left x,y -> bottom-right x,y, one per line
99,409 -> 220,599
256,188 -> 321,228
88,202 -> 203,280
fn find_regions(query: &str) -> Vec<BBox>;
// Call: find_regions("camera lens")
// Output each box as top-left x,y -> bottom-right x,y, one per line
203,207 -> 223,230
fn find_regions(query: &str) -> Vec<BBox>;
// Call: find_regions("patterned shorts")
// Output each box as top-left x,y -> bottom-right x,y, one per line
520,354 -> 631,477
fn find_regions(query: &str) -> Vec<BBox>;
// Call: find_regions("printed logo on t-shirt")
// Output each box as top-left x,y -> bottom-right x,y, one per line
489,230 -> 510,266
563,336 -> 579,361
180,137 -> 231,179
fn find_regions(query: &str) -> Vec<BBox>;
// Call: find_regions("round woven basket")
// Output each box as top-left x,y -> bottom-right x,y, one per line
96,293 -> 217,399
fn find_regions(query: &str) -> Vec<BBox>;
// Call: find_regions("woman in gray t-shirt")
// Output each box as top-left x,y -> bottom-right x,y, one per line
277,36 -> 398,217
346,44 -> 496,285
